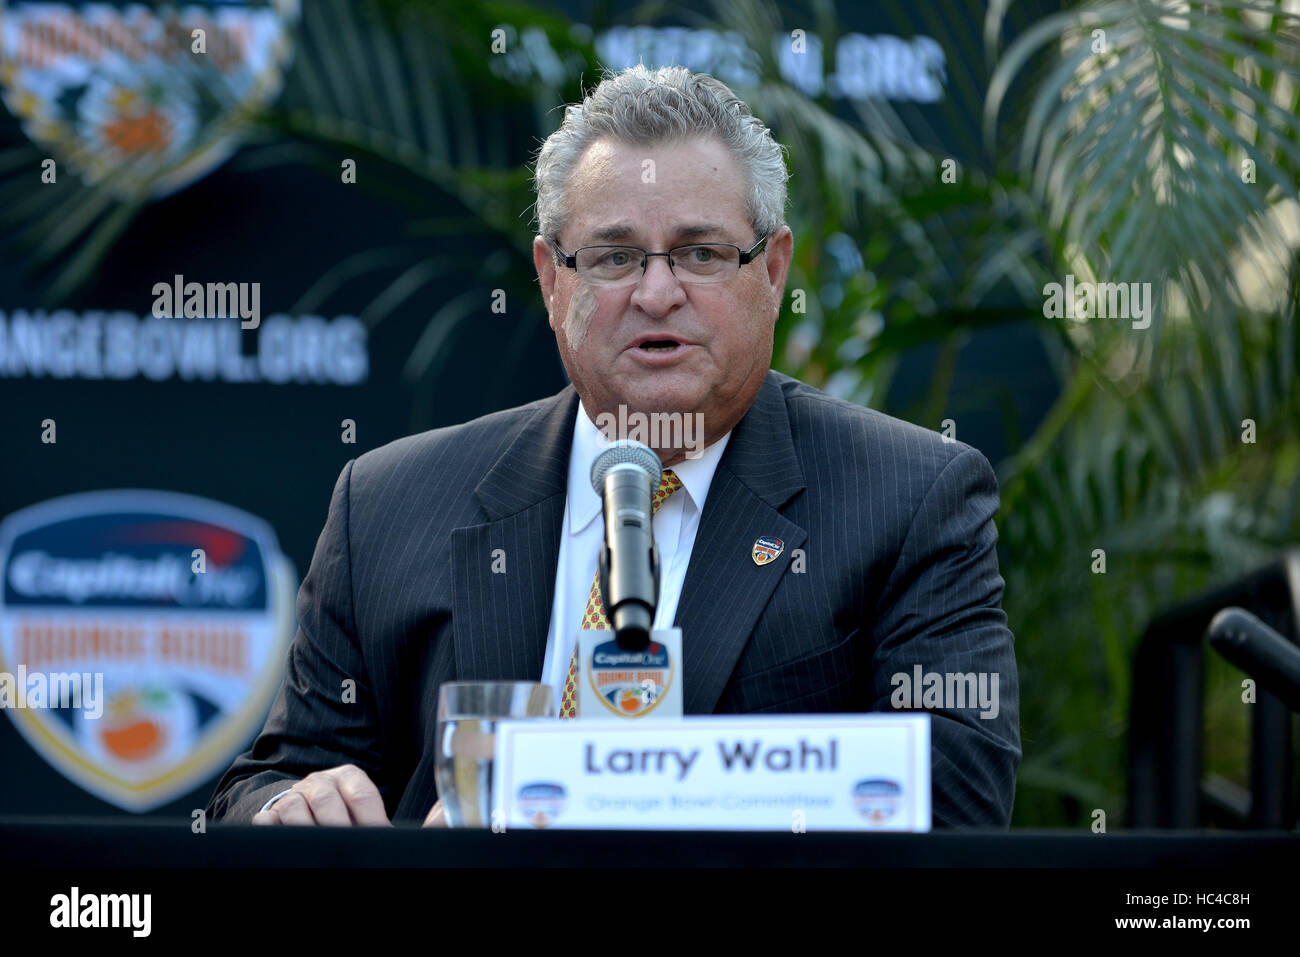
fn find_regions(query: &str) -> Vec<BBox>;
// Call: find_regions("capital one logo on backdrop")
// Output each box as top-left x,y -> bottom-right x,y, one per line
0,0 -> 299,198
0,490 -> 296,811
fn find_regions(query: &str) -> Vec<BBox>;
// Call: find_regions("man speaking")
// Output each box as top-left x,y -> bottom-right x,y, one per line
207,65 -> 1021,828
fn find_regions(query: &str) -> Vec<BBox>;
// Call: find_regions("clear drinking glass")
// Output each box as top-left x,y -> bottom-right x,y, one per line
434,681 -> 555,827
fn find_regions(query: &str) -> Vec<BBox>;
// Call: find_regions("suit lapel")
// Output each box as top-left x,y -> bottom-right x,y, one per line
451,387 -> 579,683
675,373 -> 807,713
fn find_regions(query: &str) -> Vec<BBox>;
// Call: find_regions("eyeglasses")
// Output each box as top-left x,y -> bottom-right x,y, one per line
553,235 -> 769,287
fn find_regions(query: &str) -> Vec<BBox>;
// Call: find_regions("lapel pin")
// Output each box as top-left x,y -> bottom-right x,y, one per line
752,536 -> 784,566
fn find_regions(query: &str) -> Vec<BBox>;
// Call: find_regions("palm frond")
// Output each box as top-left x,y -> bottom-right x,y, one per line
986,0 -> 1300,335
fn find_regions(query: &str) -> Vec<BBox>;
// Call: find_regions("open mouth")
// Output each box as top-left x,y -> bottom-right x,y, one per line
638,339 -> 681,352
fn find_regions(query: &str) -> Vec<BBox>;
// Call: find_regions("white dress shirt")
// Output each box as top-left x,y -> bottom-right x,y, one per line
540,403 -> 731,708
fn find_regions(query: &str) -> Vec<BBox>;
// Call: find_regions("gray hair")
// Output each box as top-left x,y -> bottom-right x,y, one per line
532,65 -> 789,247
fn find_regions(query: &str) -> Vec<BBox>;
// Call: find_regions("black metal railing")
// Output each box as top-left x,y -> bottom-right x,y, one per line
1127,550 -> 1300,829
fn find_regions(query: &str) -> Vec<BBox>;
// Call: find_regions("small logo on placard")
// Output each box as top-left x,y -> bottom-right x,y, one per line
752,536 -> 784,565
517,782 -> 566,828
587,638 -> 673,718
852,778 -> 902,824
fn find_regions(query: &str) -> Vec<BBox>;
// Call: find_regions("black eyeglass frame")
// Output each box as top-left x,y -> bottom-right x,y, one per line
552,234 -> 770,281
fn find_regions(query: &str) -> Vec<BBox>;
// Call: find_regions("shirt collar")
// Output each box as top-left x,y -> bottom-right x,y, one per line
568,403 -> 732,534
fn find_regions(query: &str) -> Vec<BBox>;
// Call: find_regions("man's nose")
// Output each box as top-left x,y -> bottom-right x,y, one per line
631,254 -> 686,312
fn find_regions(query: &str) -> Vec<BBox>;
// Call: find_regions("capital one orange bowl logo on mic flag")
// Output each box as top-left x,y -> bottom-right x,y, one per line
0,0 -> 299,199
0,490 -> 296,812
587,636 -> 673,718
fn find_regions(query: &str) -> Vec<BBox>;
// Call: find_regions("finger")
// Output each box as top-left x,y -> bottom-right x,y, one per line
297,775 -> 352,826
272,790 -> 316,826
329,765 -> 390,826
423,800 -> 448,828
252,809 -> 278,825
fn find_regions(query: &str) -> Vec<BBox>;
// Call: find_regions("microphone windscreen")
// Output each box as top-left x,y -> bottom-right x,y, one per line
590,440 -> 661,493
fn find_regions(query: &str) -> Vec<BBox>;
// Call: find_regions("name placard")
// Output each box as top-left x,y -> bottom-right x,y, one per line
492,714 -> 929,831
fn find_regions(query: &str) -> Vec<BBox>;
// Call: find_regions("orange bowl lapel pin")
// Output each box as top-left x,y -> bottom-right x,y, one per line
752,536 -> 784,566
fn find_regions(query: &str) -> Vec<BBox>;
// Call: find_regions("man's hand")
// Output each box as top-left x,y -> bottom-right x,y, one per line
423,799 -> 449,827
251,764 -> 390,826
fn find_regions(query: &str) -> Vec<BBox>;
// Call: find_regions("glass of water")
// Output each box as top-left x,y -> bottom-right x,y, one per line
434,681 -> 555,827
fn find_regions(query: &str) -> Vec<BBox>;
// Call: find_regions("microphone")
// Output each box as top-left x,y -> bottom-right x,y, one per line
1207,607 -> 1300,713
590,440 -> 662,651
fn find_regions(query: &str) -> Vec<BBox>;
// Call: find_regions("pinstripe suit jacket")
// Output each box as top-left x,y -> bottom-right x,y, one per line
207,371 -> 1020,827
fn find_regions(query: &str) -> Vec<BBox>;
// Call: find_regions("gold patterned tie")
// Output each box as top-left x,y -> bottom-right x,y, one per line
559,469 -> 683,718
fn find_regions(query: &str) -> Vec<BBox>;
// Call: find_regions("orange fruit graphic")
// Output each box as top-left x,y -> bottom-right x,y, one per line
103,109 -> 170,155
102,718 -> 162,760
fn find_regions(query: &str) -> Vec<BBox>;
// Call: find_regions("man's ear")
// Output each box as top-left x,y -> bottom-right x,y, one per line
765,226 -> 793,318
533,235 -> 558,330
